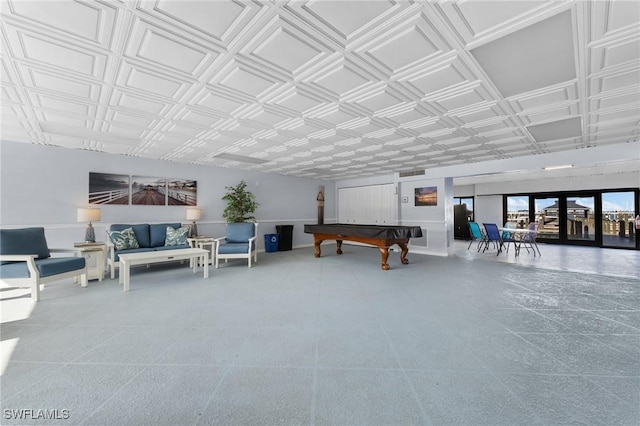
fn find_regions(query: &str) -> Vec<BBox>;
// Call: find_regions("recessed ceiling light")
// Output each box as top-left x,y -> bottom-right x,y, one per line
213,153 -> 269,164
543,164 -> 573,170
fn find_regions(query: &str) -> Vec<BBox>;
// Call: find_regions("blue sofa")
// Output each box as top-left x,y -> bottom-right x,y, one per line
107,223 -> 190,278
0,227 -> 87,301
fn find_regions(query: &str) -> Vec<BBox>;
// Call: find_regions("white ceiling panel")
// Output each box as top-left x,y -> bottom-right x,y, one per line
6,0 -> 117,48
4,25 -> 108,79
0,0 -> 638,181
142,0 -> 248,42
116,62 -> 187,99
125,18 -> 216,76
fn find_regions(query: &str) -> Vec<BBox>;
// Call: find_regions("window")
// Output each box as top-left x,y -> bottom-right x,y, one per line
506,195 -> 530,227
454,197 -> 474,221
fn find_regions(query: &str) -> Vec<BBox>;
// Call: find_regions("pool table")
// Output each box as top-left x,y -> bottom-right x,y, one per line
303,224 -> 423,270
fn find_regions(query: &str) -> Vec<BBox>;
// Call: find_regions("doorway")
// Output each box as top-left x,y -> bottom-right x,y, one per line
507,189 -> 638,249
602,191 -> 637,249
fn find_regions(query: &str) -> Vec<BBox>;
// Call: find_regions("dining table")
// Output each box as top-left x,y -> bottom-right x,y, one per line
498,227 -> 541,256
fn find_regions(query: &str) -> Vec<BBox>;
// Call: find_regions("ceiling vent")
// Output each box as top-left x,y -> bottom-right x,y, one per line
399,169 -> 426,178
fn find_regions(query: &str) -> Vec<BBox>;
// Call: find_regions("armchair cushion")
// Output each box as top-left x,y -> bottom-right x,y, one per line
0,227 -> 50,264
108,228 -> 140,250
218,243 -> 251,254
111,224 -> 150,248
0,257 -> 85,279
165,226 -> 189,246
226,223 -> 255,243
150,223 -> 182,247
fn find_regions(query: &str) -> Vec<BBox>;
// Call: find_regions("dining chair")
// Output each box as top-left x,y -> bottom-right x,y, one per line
520,222 -> 541,256
482,223 -> 505,255
467,222 -> 487,251
501,222 -> 520,255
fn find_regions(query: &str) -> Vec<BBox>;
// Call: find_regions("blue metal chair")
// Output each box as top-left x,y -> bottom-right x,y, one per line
482,223 -> 505,255
467,222 -> 486,251
501,222 -> 520,255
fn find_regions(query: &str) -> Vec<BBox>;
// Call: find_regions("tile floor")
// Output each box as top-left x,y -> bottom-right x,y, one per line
1,242 -> 639,425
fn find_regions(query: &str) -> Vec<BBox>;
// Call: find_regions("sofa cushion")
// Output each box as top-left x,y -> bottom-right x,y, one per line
0,227 -> 50,265
108,228 -> 140,251
0,257 -> 85,278
150,223 -> 182,247
110,224 -> 150,248
226,223 -> 255,243
165,226 -> 189,246
218,243 -> 251,254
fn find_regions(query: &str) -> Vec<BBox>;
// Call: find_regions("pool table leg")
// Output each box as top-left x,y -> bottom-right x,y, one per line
336,240 -> 343,255
313,239 -> 323,257
398,242 -> 410,264
378,248 -> 390,270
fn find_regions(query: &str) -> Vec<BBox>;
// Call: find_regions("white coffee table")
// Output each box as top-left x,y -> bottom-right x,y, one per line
118,248 -> 209,292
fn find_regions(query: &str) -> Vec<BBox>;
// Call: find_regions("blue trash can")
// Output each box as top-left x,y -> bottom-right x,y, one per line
264,234 -> 279,252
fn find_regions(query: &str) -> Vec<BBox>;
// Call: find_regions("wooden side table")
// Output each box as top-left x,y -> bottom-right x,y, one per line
187,236 -> 215,265
74,242 -> 106,281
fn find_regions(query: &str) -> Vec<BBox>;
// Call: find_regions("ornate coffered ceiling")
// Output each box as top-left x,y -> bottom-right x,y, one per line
1,1 -> 639,181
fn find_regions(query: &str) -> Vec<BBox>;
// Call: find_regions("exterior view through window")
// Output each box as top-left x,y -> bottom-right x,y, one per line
504,190 -> 638,249
603,191 -> 636,248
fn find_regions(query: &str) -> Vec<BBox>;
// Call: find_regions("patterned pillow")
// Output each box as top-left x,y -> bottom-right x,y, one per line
108,228 -> 140,250
165,226 -> 189,246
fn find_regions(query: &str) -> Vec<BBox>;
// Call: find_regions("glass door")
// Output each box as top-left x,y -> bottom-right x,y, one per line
602,191 -> 637,249
506,195 -> 530,228
506,189 -> 639,250
566,195 -> 596,243
534,197 -> 560,240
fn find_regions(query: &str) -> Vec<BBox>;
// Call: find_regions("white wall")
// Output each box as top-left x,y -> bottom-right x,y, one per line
0,141 -> 335,250
398,176 -> 454,256
336,174 -> 455,256
455,170 -> 639,226
474,173 -> 639,195
474,195 -> 503,225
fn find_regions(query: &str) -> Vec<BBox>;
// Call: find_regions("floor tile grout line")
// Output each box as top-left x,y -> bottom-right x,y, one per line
308,258 -> 326,426
79,363 -> 153,426
354,264 -> 435,426
191,258 -> 307,425
504,331 -> 639,410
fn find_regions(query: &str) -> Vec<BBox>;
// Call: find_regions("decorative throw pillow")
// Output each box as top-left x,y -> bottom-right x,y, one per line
165,226 -> 189,246
108,228 -> 140,250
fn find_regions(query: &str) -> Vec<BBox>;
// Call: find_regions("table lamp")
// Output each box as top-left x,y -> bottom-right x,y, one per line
186,208 -> 202,237
77,208 -> 101,242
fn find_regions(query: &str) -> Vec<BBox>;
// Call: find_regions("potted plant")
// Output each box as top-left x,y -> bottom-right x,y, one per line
222,180 -> 259,223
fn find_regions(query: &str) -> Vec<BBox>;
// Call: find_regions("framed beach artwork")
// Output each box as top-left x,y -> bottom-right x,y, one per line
88,173 -> 196,206
131,176 -> 167,205
88,173 -> 130,205
167,178 -> 197,206
415,186 -> 437,206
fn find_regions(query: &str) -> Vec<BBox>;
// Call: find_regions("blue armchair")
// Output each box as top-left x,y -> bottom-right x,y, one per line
0,227 -> 87,301
214,223 -> 258,268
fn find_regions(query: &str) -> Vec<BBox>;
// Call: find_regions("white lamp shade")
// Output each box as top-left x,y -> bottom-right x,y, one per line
186,208 -> 202,221
77,208 -> 101,222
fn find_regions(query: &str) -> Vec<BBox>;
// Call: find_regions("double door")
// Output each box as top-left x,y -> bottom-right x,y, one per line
533,191 -> 638,249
